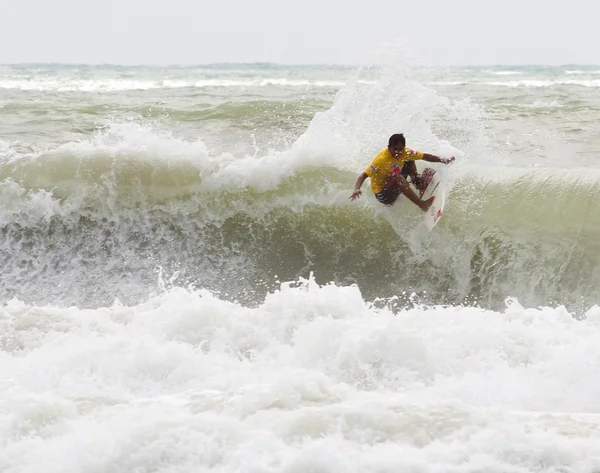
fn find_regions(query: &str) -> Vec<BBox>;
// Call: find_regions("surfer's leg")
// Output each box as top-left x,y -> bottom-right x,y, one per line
394,174 -> 434,212
401,160 -> 426,191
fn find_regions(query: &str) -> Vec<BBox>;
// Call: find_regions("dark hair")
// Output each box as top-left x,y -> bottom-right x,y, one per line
388,133 -> 406,147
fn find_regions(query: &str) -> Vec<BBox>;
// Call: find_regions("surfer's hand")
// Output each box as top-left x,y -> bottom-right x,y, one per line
349,188 -> 362,201
442,156 -> 455,164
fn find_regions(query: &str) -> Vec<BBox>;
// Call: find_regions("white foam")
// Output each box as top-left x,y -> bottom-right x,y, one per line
486,70 -> 522,75
0,180 -> 67,227
51,122 -> 209,165
1,276 -> 600,472
565,70 -> 600,75
2,122 -> 210,171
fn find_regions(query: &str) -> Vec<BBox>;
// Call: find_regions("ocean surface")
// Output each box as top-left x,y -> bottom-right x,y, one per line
2,62 -> 600,472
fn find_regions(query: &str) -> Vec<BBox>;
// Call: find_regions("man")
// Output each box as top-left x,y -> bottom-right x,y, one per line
349,133 -> 455,212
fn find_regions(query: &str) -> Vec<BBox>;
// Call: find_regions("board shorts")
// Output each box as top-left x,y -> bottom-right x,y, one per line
374,161 -> 419,206
375,181 -> 402,205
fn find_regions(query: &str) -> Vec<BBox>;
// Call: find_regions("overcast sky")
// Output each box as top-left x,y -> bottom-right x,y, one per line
2,0 -> 597,65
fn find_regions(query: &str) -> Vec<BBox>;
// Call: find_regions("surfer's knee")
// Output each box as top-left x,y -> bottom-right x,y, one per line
394,174 -> 410,189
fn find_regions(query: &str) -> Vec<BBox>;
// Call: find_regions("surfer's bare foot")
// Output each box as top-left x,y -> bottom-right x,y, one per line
420,196 -> 435,212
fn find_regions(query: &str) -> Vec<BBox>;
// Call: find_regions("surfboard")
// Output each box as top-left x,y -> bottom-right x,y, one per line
419,168 -> 446,231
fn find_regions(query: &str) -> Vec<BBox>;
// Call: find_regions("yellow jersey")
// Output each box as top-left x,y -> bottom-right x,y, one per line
364,147 -> 424,194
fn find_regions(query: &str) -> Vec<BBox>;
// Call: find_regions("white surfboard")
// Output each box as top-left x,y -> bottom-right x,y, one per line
420,169 -> 446,231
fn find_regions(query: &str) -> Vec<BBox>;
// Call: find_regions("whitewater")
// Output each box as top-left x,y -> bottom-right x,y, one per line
1,61 -> 600,472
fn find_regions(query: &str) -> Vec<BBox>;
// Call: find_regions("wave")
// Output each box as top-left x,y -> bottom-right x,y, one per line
0,78 -> 374,92
1,60 -> 597,312
1,129 -> 600,313
435,80 -> 600,88
8,74 -> 599,94
565,70 -> 600,74
484,70 -> 523,76
490,101 -> 600,116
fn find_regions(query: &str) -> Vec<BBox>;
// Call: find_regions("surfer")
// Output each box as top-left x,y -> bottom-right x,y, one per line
349,133 -> 455,211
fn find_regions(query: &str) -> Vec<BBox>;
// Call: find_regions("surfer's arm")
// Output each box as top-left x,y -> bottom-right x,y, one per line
355,172 -> 368,188
350,172 -> 368,200
423,154 -> 455,164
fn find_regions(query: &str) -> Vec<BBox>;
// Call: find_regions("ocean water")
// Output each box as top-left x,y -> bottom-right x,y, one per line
1,61 -> 600,472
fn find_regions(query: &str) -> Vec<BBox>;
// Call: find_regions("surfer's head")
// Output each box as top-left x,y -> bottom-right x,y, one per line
388,133 -> 406,159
